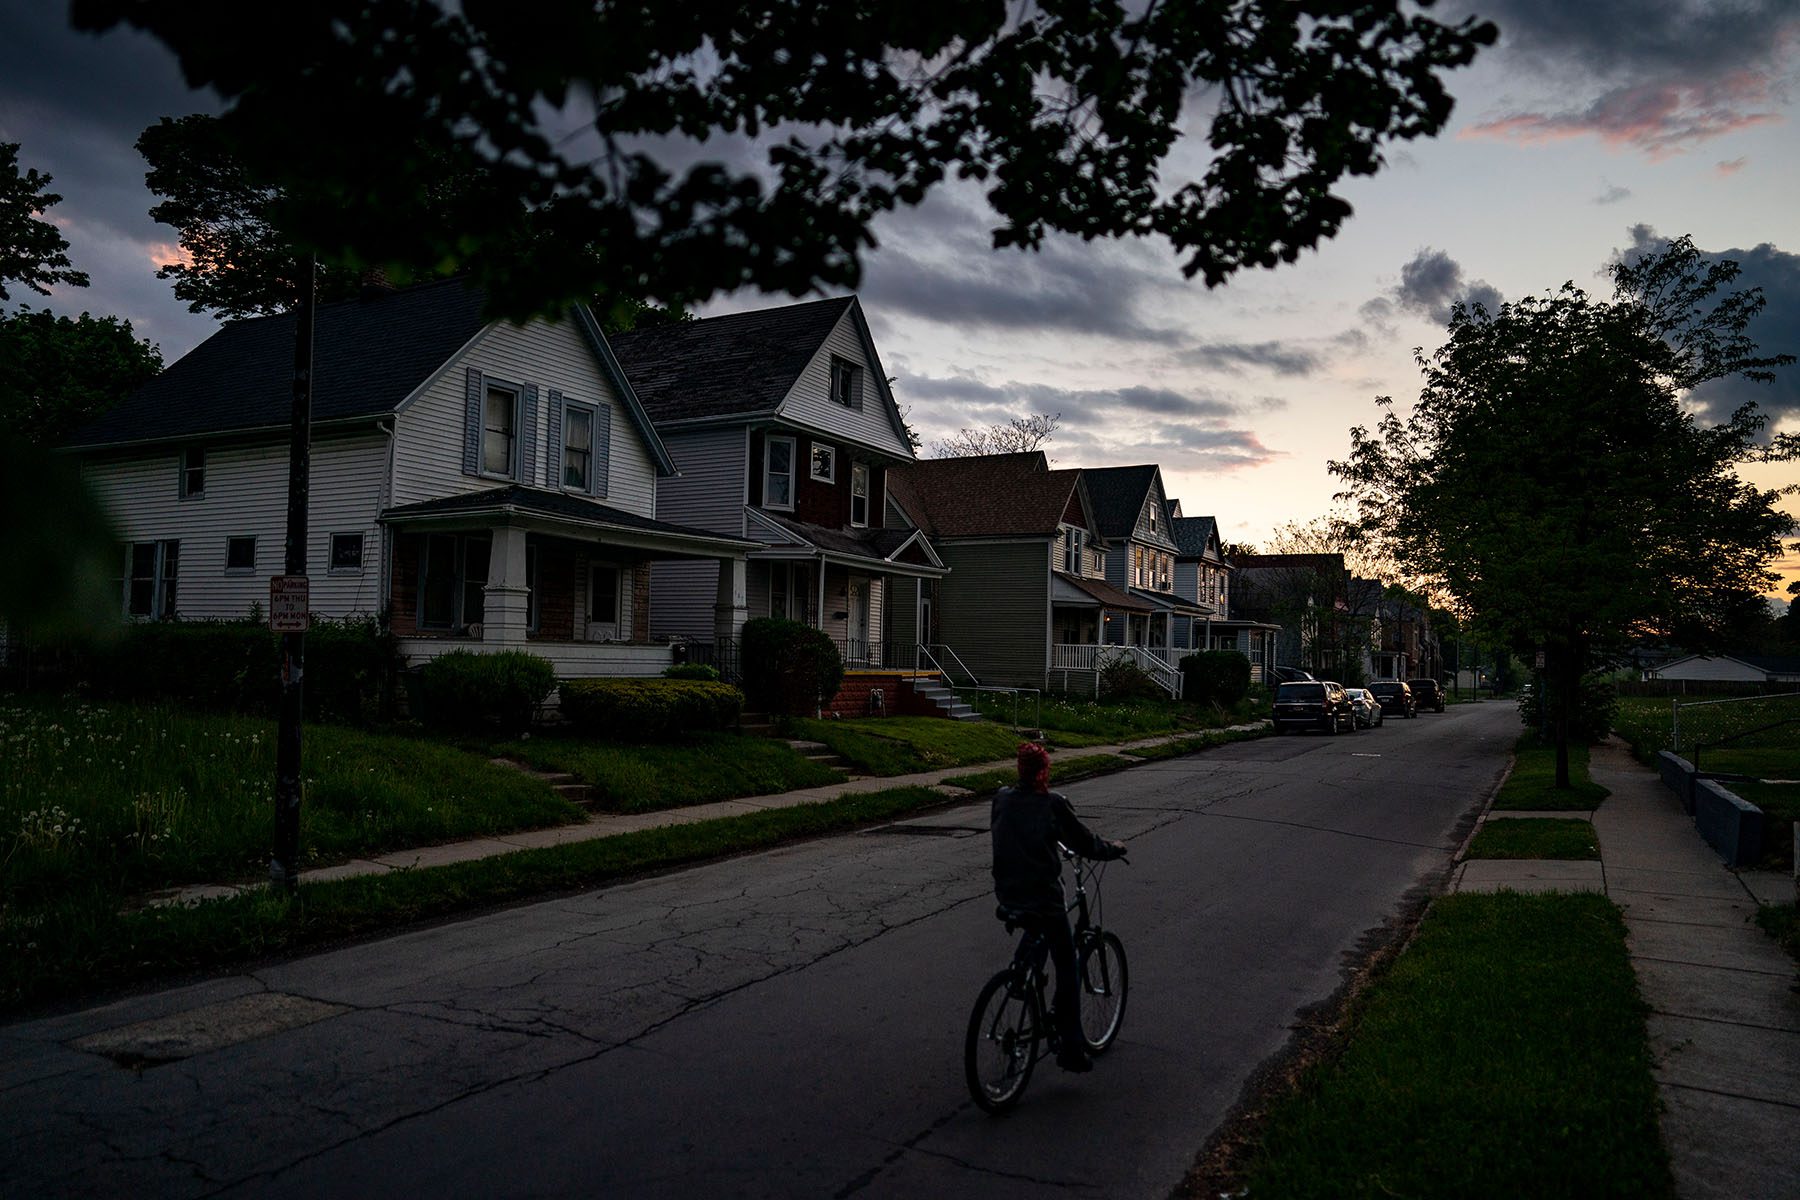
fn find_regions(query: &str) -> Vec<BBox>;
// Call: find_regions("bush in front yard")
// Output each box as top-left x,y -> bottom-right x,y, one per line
1098,657 -> 1166,702
739,617 -> 843,716
663,663 -> 721,681
417,650 -> 555,735
559,679 -> 744,739
1180,650 -> 1252,705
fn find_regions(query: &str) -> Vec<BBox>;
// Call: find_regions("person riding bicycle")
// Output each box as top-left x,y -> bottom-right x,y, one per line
990,741 -> 1127,1073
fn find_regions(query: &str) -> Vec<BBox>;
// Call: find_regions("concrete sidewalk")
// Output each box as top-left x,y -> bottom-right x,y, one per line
142,723 -> 1267,908
1458,739 -> 1799,1200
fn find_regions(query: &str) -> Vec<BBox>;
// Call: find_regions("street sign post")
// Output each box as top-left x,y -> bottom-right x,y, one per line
269,575 -> 310,633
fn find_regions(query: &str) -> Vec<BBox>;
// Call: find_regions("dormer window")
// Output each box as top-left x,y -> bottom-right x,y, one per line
831,358 -> 863,410
1147,501 -> 1159,532
810,443 -> 836,483
764,435 -> 795,510
1062,527 -> 1083,573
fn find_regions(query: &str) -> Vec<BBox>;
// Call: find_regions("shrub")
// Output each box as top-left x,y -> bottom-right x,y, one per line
1179,650 -> 1252,705
740,617 -> 843,716
1098,657 -> 1166,702
663,662 -> 721,682
417,650 -> 555,735
560,678 -> 744,739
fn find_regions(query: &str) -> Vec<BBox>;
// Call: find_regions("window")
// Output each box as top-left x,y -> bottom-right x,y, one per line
831,358 -> 862,409
179,447 -> 204,498
1093,550 -> 1105,577
850,462 -> 870,528
563,405 -> 593,490
1147,500 -> 1158,532
768,563 -> 807,620
226,536 -> 256,572
126,540 -> 179,618
329,533 -> 364,572
810,443 -> 836,483
419,534 -> 490,630
764,435 -> 795,510
482,384 -> 518,477
1133,546 -> 1144,587
590,564 -> 620,625
1062,527 -> 1083,573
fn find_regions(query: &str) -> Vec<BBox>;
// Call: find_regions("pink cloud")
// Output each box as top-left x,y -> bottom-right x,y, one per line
1461,70 -> 1784,160
146,241 -> 192,270
1716,156 -> 1749,176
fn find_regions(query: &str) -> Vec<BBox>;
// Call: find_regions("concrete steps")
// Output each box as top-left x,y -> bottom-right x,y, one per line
909,683 -> 981,722
491,759 -> 597,809
786,739 -> 854,773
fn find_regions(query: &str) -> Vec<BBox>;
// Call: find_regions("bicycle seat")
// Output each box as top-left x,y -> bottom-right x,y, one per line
995,904 -> 1034,930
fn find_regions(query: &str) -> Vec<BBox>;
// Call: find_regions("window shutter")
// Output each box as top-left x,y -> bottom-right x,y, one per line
853,366 -> 865,411
545,389 -> 564,487
520,384 -> 539,483
462,367 -> 484,475
591,402 -> 611,498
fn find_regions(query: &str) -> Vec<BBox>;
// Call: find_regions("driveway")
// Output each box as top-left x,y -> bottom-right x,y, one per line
1,702 -> 1517,1198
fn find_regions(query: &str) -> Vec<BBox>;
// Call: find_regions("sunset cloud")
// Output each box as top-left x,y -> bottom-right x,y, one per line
1462,74 -> 1782,159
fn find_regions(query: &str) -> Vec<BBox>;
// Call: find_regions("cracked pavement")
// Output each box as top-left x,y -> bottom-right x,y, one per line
1,704 -> 1517,1198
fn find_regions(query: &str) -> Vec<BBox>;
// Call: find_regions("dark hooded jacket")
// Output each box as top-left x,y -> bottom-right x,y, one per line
990,786 -> 1117,915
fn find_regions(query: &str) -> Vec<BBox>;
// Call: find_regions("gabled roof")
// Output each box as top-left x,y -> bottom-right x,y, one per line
609,296 -> 856,424
1081,465 -> 1161,539
379,484 -> 756,547
1052,571 -> 1155,613
886,452 -> 1093,539
66,278 -> 490,449
1170,515 -> 1219,560
749,510 -> 947,572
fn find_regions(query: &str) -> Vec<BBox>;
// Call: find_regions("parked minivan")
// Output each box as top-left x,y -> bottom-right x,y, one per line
1272,680 -> 1357,735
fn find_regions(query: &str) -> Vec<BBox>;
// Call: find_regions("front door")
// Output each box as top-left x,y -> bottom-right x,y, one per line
847,577 -> 869,663
587,564 -> 621,641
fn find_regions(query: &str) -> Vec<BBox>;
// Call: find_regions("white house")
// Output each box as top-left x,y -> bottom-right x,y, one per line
1649,654 -> 1800,684
65,279 -> 756,677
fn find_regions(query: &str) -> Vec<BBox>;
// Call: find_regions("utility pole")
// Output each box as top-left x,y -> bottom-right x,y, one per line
271,254 -> 316,891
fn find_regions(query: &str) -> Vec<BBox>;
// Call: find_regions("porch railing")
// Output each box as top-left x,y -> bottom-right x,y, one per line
1051,643 -> 1098,671
681,637 -> 740,684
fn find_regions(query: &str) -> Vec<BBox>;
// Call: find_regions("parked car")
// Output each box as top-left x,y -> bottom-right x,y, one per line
1272,680 -> 1357,735
1270,665 -> 1317,683
1344,687 -> 1384,728
1406,677 -> 1446,712
1367,679 -> 1417,719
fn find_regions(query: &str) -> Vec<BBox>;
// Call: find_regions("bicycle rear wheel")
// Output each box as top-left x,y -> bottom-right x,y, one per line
1078,931 -> 1129,1053
965,969 -> 1041,1113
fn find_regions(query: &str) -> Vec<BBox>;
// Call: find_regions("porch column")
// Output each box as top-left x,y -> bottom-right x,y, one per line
483,524 -> 530,646
713,555 -> 748,645
816,561 -> 828,632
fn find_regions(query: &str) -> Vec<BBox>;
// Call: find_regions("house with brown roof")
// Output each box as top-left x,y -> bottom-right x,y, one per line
886,452 -> 1172,693
1168,511 -> 1281,681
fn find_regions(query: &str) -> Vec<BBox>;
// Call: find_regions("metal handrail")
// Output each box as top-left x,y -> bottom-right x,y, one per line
928,642 -> 981,689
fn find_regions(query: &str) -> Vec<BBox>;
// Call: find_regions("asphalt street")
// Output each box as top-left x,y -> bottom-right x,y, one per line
2,701 -> 1517,1199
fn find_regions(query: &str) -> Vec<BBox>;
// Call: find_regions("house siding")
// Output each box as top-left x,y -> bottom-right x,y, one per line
936,540 -> 1049,688
778,310 -> 911,459
648,426 -> 748,641
391,314 -> 657,517
83,431 -> 389,621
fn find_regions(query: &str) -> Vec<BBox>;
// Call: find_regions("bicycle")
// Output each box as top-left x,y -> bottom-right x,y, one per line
963,845 -> 1129,1113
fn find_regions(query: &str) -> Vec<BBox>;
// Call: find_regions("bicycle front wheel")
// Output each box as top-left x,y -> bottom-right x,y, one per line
1078,931 -> 1129,1053
965,970 -> 1041,1113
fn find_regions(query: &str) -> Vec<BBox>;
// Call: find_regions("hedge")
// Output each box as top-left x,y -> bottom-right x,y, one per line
560,678 -> 744,739
416,649 -> 556,735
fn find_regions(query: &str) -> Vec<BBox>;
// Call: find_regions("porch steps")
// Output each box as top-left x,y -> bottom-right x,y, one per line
909,683 -> 982,722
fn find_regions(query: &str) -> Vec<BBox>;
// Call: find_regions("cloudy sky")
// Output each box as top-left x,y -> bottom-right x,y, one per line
3,1 -> 1797,601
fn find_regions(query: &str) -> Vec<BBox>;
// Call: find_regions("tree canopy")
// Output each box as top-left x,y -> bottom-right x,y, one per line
0,141 -> 89,302
75,0 -> 1495,319
929,412 -> 1059,458
0,307 -> 163,445
1331,236 -> 1797,782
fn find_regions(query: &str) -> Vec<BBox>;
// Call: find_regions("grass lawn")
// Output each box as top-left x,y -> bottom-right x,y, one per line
1238,892 -> 1671,1200
965,690 -> 1268,742
1491,734 -> 1609,811
781,716 -> 1033,775
1756,904 -> 1799,968
940,754 -> 1128,793
1,784 -> 949,1016
2,695 -> 577,909
1614,693 -> 1800,776
1467,818 -> 1599,860
1728,781 -> 1798,872
494,732 -> 842,813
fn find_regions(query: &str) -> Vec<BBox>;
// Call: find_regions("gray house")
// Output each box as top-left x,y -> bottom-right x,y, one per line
612,297 -> 947,666
1082,465 -> 1211,665
64,279 -> 755,677
885,452 -> 1155,691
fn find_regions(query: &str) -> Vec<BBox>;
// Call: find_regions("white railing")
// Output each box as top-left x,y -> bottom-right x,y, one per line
1122,646 -> 1181,697
1051,643 -> 1099,671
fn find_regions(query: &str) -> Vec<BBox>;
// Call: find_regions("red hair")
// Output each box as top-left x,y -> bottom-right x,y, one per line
1016,742 -> 1051,793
